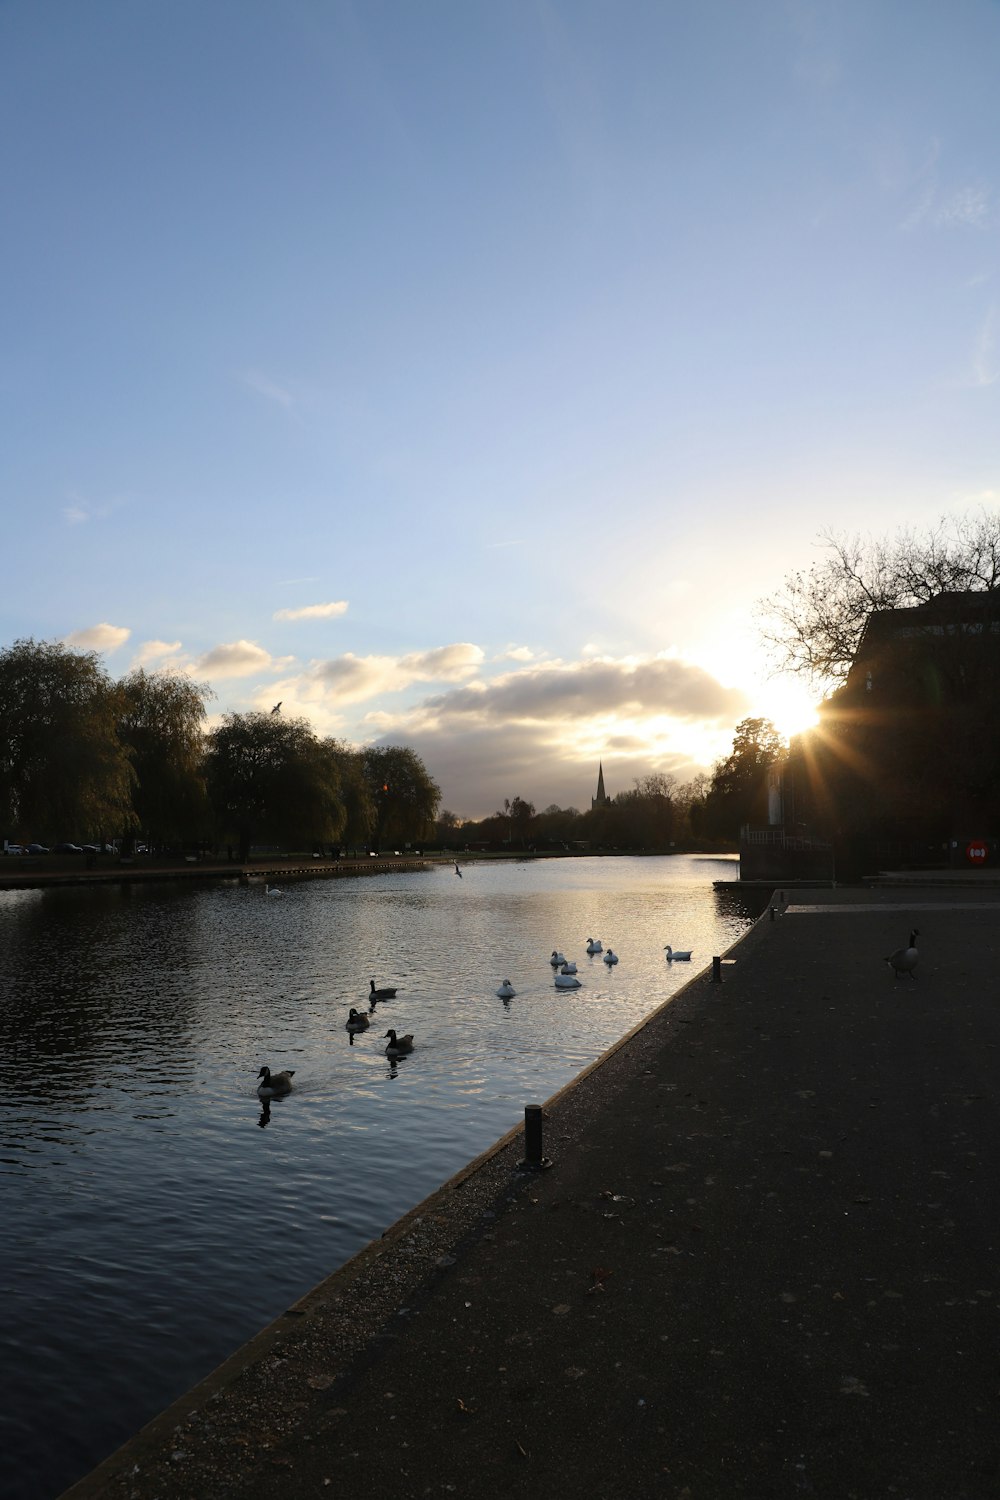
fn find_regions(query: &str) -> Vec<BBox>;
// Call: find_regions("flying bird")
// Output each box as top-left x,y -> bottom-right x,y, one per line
271,702 -> 282,713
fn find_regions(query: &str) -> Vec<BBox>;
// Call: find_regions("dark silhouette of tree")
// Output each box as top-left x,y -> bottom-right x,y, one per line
702,717 -> 785,841
204,712 -> 346,862
118,669 -> 212,848
361,745 -> 440,848
758,510 -> 1000,689
0,638 -> 136,841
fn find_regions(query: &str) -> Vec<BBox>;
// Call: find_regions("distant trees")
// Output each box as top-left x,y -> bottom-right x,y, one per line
0,637 -> 440,859
758,511 -> 1000,689
0,638 -> 135,841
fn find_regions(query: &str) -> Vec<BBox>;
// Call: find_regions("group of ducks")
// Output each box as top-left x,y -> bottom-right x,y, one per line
495,936 -> 693,997
258,980 -> 414,1095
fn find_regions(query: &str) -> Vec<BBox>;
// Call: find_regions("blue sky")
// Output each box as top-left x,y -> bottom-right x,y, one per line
2,1 -> 997,816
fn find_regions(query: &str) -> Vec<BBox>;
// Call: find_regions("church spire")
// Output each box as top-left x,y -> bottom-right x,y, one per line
592,761 -> 609,810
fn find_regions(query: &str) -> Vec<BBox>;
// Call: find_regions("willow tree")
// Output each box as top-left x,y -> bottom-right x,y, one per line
0,638 -> 136,840
118,668 -> 212,847
360,745 -> 440,848
204,711 -> 346,862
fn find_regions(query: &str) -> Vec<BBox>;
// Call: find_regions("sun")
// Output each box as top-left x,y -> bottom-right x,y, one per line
752,677 -> 821,742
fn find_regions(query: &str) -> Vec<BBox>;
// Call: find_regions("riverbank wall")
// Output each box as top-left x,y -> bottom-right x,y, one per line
60,884 -> 1000,1500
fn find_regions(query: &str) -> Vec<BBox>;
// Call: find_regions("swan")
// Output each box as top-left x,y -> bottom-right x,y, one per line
586,938 -> 603,954
265,885 -> 282,896
885,928 -> 919,980
384,1028 -> 414,1056
257,1066 -> 295,1097
664,945 -> 693,961
496,980 -> 516,998
603,949 -> 619,965
554,972 -> 581,989
549,950 -> 567,967
370,979 -> 398,1000
560,961 -> 578,974
346,1008 -> 370,1031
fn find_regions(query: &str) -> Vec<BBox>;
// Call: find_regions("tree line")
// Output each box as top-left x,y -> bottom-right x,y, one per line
434,736 -> 785,853
0,639 -> 441,860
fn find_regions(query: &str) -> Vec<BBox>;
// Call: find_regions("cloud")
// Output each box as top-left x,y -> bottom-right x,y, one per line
936,186 -> 990,229
365,652 -> 750,817
286,641 -> 486,706
194,640 -> 295,679
973,304 -> 998,387
63,622 -> 131,653
496,645 -> 535,662
130,639 -> 185,669
273,600 -> 349,622
62,505 -> 89,525
416,655 -> 747,726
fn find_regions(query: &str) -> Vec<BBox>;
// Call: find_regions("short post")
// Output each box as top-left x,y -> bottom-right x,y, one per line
711,955 -> 722,983
770,905 -> 776,922
520,1104 -> 552,1171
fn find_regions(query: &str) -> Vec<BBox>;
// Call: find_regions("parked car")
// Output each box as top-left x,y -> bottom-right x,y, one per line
4,843 -> 25,855
53,842 -> 83,854
27,843 -> 49,854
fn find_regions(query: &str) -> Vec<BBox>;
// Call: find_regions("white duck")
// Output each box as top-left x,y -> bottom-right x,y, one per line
549,950 -> 567,967
384,1028 -> 415,1056
345,1007 -> 370,1031
664,945 -> 693,961
885,928 -> 919,980
586,938 -> 603,954
257,1066 -> 295,1097
603,949 -> 619,965
554,971 -> 582,989
496,980 -> 516,999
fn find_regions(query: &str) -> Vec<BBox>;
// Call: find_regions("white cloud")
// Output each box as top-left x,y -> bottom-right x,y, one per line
973,304 -> 998,387
194,640 -> 295,679
63,622 -> 131,653
936,186 -> 990,229
497,644 -> 535,662
281,641 -> 486,707
62,505 -> 89,525
273,600 -> 349,622
130,639 -> 185,669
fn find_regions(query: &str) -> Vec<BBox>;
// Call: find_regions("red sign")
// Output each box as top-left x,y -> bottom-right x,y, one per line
966,842 -> 988,864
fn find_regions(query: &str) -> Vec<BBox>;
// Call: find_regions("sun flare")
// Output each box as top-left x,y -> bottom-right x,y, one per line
752,678 -> 821,742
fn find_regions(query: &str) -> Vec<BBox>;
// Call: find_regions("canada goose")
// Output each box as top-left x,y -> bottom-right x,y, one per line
370,979 -> 398,1000
586,938 -> 603,954
257,1066 -> 295,1097
560,961 -> 578,974
496,979 -> 516,998
549,950 -> 567,966
346,1008 -> 370,1031
664,945 -> 693,961
886,928 -> 920,980
384,1028 -> 414,1056
555,972 -> 582,989
603,949 -> 619,965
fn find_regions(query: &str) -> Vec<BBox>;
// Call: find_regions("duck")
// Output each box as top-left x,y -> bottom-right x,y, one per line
664,945 -> 693,961
603,949 -> 619,965
885,928 -> 919,980
496,979 -> 516,998
560,960 -> 578,974
549,950 -> 567,967
370,979 -> 398,1000
345,1007 -> 370,1031
265,884 -> 282,896
384,1028 -> 414,1056
554,971 -> 582,989
257,1066 -> 295,1097
586,938 -> 603,954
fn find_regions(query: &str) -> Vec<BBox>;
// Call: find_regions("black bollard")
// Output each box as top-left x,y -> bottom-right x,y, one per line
519,1104 -> 552,1171
712,955 -> 722,983
770,905 -> 776,921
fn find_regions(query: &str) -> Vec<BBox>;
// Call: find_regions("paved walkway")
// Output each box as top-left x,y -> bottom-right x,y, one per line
63,888 -> 1000,1500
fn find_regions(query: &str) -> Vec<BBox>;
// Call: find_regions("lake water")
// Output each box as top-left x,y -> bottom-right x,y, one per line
1,854 -> 764,1499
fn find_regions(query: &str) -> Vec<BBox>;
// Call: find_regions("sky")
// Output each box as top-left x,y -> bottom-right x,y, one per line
2,1 -> 998,818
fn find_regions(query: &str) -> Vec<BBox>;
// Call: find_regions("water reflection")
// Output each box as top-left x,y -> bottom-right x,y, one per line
1,854 -> 760,1500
